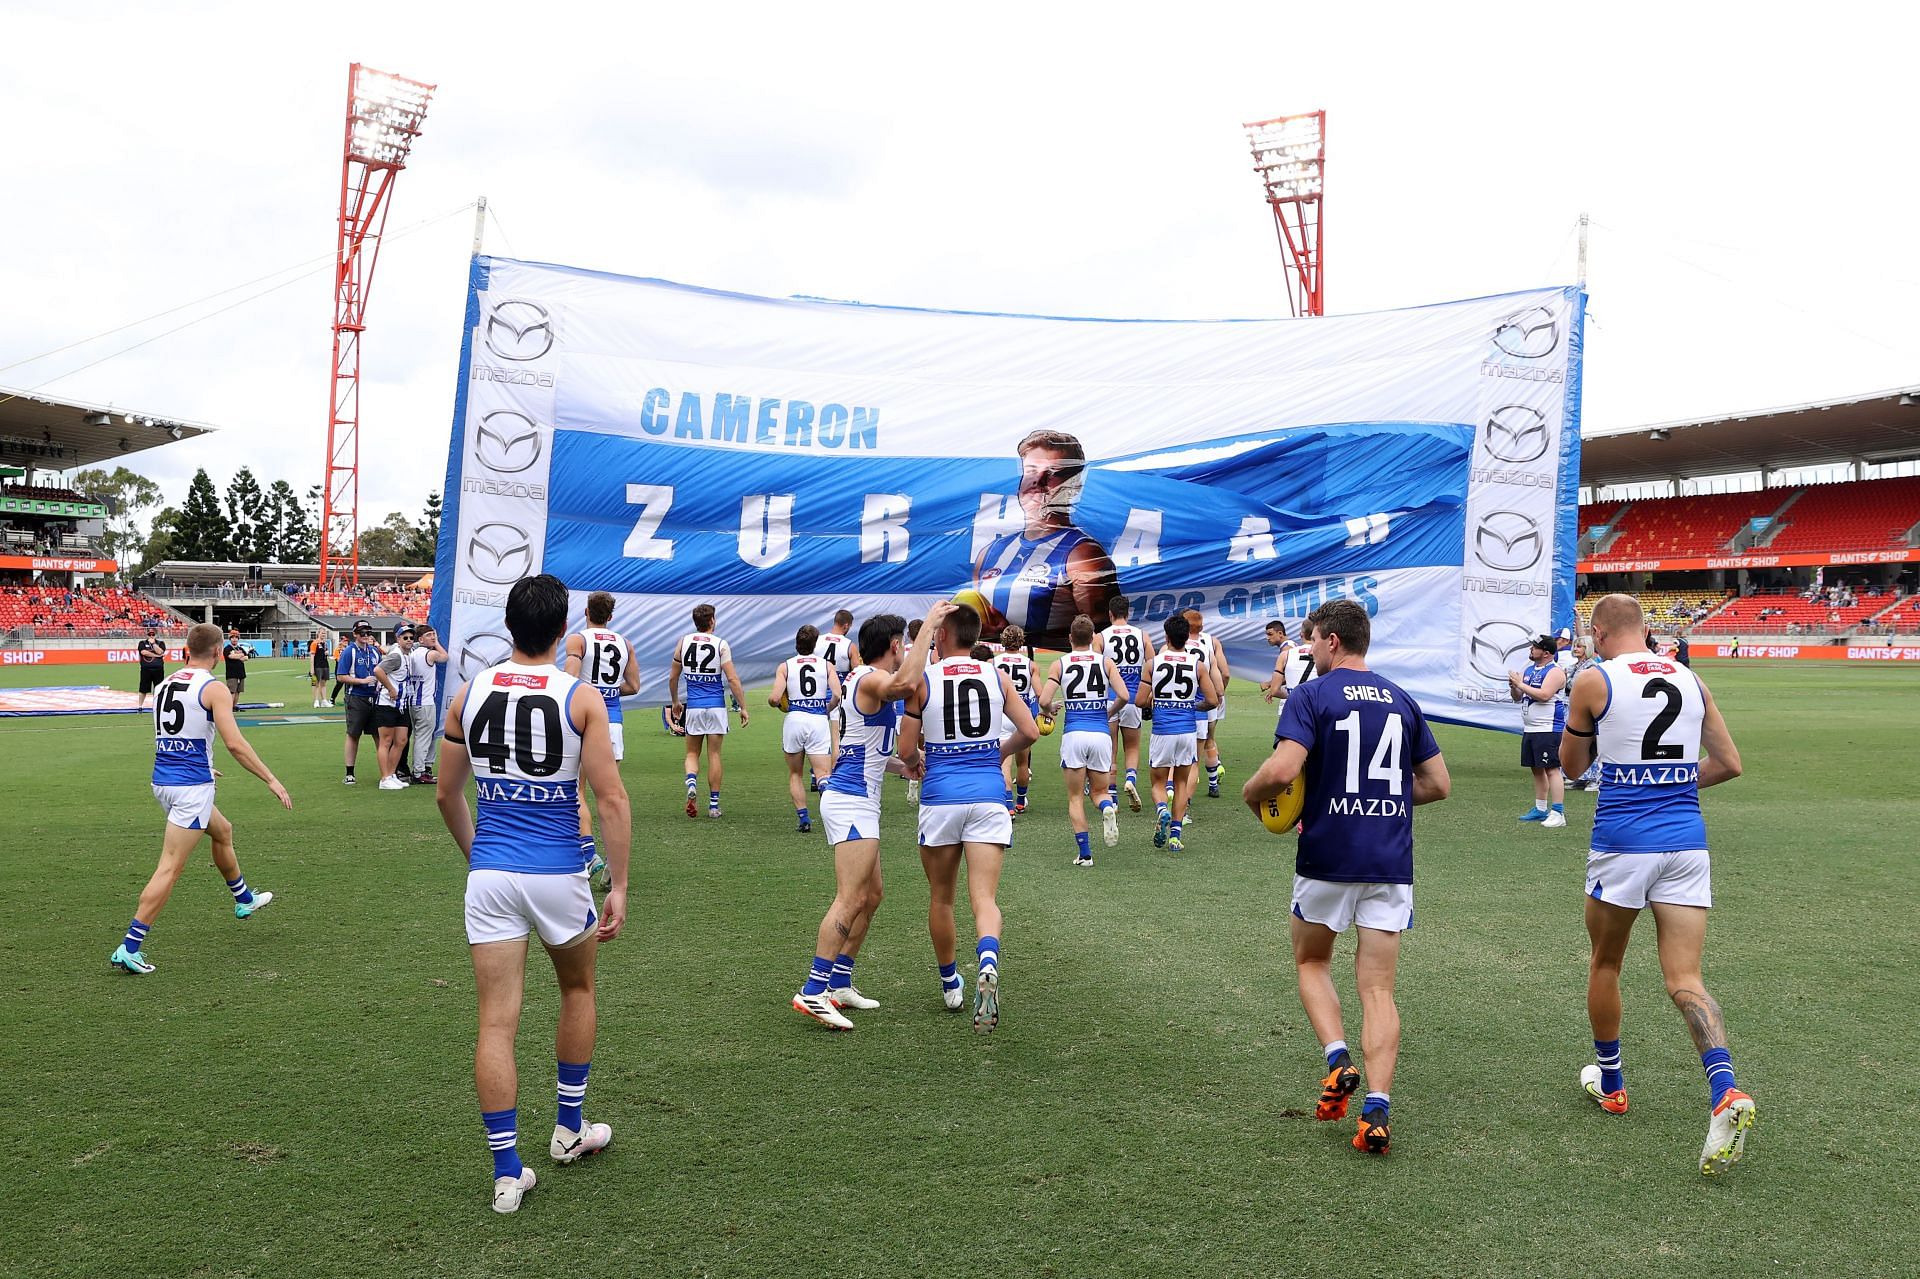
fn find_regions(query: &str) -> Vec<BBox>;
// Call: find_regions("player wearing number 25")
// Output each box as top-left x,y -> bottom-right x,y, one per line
1241,599 -> 1450,1157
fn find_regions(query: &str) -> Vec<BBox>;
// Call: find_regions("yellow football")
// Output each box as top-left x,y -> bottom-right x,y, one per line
1259,780 -> 1304,833
1035,712 -> 1056,736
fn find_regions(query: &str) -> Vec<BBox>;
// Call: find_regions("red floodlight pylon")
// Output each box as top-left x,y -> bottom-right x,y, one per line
319,63 -> 435,586
1243,110 -> 1325,317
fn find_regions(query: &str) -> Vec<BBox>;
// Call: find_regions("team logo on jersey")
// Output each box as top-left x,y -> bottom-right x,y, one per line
1468,619 -> 1534,683
1481,404 -> 1551,464
482,299 -> 554,361
466,521 -> 534,584
495,672 -> 549,689
1626,660 -> 1675,675
474,410 -> 543,473
1491,305 -> 1560,359
948,662 -> 984,674
1472,509 -> 1544,572
1018,563 -> 1052,583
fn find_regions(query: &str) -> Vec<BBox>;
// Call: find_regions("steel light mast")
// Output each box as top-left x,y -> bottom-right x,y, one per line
1244,110 -> 1326,317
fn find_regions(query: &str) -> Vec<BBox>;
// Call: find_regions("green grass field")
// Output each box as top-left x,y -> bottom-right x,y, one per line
4,657 -> 1916,1278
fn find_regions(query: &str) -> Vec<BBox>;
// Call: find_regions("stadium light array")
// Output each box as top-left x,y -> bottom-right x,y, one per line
1243,109 -> 1326,317
346,67 -> 434,169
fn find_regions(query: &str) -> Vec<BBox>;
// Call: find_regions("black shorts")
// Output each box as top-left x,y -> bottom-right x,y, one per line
375,704 -> 408,730
1522,731 -> 1560,770
312,661 -> 330,680
139,664 -> 164,693
344,695 -> 378,738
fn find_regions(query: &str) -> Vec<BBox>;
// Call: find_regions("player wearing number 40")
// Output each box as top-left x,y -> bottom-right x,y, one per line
1241,600 -> 1450,1157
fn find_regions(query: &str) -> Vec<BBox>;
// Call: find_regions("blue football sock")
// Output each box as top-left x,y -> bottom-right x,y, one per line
830,954 -> 853,990
122,918 -> 149,953
1363,1092 -> 1390,1120
1595,1038 -> 1623,1094
802,955 -> 833,996
556,1060 -> 590,1132
224,875 -> 254,906
684,772 -> 698,795
1169,821 -> 1183,838
1125,768 -> 1137,784
939,961 -> 961,990
797,806 -> 810,821
1325,1040 -> 1349,1070
1075,831 -> 1090,858
482,1107 -> 523,1180
977,935 -> 999,971
578,835 -> 596,865
709,790 -> 720,808
1702,1047 -> 1736,1109
1016,785 -> 1028,804
1552,802 -> 1565,813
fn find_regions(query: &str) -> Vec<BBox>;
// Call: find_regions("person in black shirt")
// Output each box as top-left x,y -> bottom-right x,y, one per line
223,629 -> 251,697
136,626 -> 167,709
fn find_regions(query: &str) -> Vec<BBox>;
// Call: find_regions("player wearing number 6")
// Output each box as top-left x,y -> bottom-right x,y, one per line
1559,593 -> 1755,1176
1038,615 -> 1130,866
109,622 -> 292,976
437,574 -> 632,1213
768,625 -> 844,835
1241,600 -> 1450,1157
564,592 -> 640,887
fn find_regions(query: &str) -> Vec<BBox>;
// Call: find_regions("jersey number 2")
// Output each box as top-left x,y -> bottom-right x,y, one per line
1640,679 -> 1684,760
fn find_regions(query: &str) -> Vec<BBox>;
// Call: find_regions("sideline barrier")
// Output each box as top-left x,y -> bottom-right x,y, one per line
1708,642 -> 1920,661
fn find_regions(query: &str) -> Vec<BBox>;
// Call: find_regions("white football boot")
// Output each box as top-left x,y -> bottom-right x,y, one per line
550,1121 -> 613,1164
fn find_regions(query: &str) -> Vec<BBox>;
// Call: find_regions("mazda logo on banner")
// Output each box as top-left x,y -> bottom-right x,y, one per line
1482,404 -> 1550,464
466,521 -> 534,584
474,410 -> 543,474
1473,509 -> 1544,573
482,299 -> 554,361
456,632 -> 513,682
1468,619 -> 1534,683
1491,305 -> 1560,359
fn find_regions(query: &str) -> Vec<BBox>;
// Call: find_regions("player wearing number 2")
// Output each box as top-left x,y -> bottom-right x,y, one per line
437,573 -> 631,1213
1559,593 -> 1755,1177
564,592 -> 639,887
1241,599 -> 1450,1157
768,624 -> 844,835
110,622 -> 292,976
669,603 -> 749,819
1038,615 -> 1129,866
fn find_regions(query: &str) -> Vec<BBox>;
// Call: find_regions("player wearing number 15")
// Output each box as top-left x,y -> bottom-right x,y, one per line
109,622 -> 291,977
1560,593 -> 1755,1177
436,574 -> 632,1214
1241,600 -> 1450,1156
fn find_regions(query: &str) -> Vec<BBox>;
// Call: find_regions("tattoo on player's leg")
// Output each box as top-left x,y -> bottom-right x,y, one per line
1672,987 -> 1726,1053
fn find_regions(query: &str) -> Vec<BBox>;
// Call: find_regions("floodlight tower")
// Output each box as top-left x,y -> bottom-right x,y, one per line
1243,111 -> 1326,317
319,63 -> 435,586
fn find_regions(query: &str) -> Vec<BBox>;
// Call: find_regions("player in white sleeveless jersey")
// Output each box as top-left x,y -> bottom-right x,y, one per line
1135,612 -> 1219,853
898,601 -> 1039,1032
669,603 -> 749,819
1039,615 -> 1129,865
110,623 -> 291,977
564,592 -> 639,889
1183,608 -> 1233,800
789,604 -> 951,1032
1561,593 -> 1755,1177
768,624 -> 844,835
993,624 -> 1038,815
1099,595 -> 1154,813
437,574 -> 630,1213
815,609 -> 855,680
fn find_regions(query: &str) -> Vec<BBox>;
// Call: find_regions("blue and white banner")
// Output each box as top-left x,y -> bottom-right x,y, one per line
432,256 -> 1583,730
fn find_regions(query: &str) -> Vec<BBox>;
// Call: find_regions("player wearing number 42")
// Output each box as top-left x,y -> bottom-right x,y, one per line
110,622 -> 293,976
1560,593 -> 1756,1177
1241,599 -> 1451,1156
669,604 -> 750,819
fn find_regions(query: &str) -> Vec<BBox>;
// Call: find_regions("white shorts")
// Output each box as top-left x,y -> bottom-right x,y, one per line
783,712 -> 831,757
1060,730 -> 1113,773
918,800 -> 1013,848
1585,849 -> 1712,910
464,868 -> 597,947
821,791 -> 881,845
1209,701 -> 1226,722
1194,716 -> 1211,741
684,706 -> 729,736
1291,876 -> 1415,934
1149,731 -> 1198,768
608,720 -> 625,762
153,782 -> 216,831
1113,703 -> 1143,731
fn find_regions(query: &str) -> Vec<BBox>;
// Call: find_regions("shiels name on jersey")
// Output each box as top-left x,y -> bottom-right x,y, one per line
1327,795 -> 1409,817
1342,684 -> 1395,704
496,672 -> 549,690
1606,763 -> 1699,786
476,779 -> 574,803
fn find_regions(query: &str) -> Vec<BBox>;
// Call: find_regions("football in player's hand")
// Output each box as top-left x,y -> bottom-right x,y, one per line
1035,712 -> 1056,736
1258,780 -> 1304,833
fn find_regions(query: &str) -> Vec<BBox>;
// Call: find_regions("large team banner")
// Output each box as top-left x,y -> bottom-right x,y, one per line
432,256 -> 1583,730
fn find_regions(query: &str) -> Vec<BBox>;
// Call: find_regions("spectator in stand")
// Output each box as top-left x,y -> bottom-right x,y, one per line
407,624 -> 448,784
337,620 -> 396,786
223,629 -> 251,697
136,626 -> 167,709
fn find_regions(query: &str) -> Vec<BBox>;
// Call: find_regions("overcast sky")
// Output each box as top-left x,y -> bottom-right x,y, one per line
5,1 -> 1916,524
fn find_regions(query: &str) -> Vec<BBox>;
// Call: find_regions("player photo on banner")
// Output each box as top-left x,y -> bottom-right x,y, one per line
433,257 -> 1583,730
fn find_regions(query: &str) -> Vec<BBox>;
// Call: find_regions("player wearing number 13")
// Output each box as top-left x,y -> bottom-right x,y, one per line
564,592 -> 639,887
1559,593 -> 1755,1176
1242,600 -> 1450,1156
436,574 -> 632,1213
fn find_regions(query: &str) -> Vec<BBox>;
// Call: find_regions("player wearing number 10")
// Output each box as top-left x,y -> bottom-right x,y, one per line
437,574 -> 632,1214
1242,599 -> 1450,1156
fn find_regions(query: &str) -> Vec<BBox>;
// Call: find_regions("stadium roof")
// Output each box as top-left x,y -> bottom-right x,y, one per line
0,386 -> 214,470
1582,384 -> 1920,488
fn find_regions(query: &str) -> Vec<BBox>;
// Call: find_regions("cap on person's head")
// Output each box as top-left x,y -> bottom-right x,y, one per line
396,623 -> 416,637
1555,627 -> 1572,642
1532,634 -> 1557,653
354,618 -> 371,632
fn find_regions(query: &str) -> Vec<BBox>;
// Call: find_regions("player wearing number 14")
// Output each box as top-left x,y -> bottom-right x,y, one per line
1242,600 -> 1450,1156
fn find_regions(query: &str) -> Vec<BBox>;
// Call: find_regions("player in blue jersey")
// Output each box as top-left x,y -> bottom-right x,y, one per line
1133,612 -> 1219,853
668,603 -> 750,819
564,592 -> 639,887
898,602 -> 1040,1032
436,574 -> 631,1214
110,622 -> 290,975
1510,635 -> 1568,828
1242,600 -> 1451,1156
969,430 -> 1118,652
791,603 -> 951,1031
1099,595 -> 1154,813
1039,615 -> 1130,865
1560,593 -> 1755,1176
768,624 -> 844,835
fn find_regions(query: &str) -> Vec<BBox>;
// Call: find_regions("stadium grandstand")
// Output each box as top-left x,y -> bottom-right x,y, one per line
138,560 -> 430,642
1577,384 -> 1920,649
